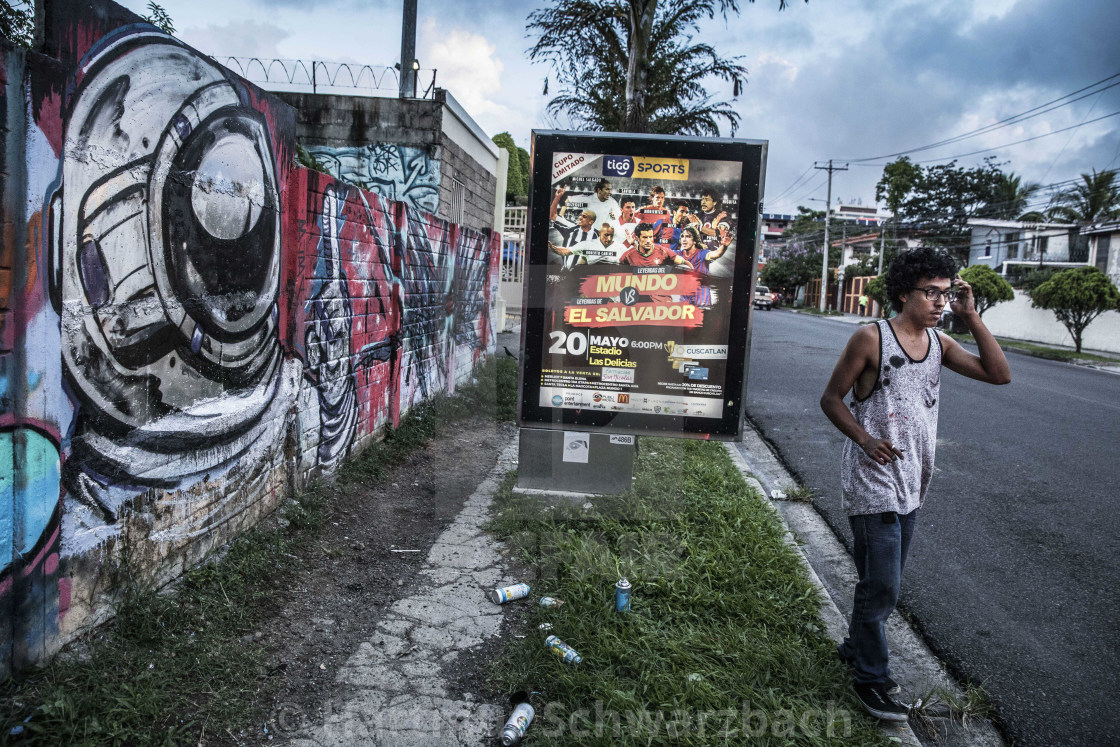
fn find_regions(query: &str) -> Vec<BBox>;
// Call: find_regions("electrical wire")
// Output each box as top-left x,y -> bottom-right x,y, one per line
838,71 -> 1120,163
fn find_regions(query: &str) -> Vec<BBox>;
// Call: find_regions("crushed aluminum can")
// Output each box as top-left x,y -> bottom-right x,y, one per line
545,635 -> 582,665
615,577 -> 632,612
499,701 -> 535,746
538,596 -> 564,608
538,622 -> 553,632
488,583 -> 531,604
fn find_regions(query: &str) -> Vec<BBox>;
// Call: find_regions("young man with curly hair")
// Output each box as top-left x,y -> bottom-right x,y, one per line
820,248 -> 1011,721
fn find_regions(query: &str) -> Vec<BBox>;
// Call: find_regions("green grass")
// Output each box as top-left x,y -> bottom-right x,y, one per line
0,356 -> 519,746
781,485 -> 815,503
0,509 -> 303,745
944,331 -> 1120,363
486,438 -> 888,746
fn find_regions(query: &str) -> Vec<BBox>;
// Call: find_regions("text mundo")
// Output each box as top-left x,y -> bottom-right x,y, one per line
536,700 -> 854,739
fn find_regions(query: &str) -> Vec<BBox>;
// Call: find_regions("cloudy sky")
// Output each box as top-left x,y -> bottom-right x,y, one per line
117,0 -> 1119,216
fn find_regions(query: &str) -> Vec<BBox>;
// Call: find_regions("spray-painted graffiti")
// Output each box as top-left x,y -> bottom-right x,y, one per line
309,144 -> 441,214
304,185 -> 358,468
51,34 -> 291,540
1,0 -> 496,678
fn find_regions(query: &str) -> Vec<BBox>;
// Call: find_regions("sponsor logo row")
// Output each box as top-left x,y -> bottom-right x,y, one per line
541,388 -> 723,418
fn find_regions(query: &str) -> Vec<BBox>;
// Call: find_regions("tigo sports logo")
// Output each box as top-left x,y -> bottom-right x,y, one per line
604,156 -> 690,181
603,156 -> 634,178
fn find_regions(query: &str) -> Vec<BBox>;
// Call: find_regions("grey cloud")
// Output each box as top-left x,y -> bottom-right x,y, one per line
181,19 -> 292,59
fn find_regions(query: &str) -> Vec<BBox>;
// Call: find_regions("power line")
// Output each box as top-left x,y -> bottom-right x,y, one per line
910,110 -> 1120,163
838,71 -> 1120,163
767,165 -> 815,204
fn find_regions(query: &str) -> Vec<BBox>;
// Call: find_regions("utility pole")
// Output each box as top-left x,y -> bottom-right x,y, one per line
399,0 -> 418,99
814,160 -> 848,311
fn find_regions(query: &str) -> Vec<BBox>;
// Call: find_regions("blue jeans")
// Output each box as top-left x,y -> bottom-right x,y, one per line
838,509 -> 918,685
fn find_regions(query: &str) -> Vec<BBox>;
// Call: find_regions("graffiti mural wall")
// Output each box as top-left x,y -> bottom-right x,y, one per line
0,0 -> 497,677
307,143 -> 442,214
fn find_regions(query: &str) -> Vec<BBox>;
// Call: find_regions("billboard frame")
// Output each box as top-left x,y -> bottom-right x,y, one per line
517,130 -> 767,441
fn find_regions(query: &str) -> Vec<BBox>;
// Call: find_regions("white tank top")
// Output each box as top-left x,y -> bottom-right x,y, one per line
841,319 -> 942,516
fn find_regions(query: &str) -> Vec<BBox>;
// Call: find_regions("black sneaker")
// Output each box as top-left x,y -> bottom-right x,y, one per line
852,683 -> 909,722
837,646 -> 901,695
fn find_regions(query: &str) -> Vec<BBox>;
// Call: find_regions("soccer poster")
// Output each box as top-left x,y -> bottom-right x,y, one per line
518,132 -> 766,440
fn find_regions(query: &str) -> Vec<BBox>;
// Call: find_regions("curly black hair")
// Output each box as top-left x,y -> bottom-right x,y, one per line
885,248 -> 958,312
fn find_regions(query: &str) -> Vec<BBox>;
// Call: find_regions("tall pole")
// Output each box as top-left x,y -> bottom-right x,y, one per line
399,0 -> 417,99
814,160 -> 848,311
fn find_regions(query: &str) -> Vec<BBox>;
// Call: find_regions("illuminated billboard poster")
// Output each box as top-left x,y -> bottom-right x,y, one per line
518,131 -> 766,440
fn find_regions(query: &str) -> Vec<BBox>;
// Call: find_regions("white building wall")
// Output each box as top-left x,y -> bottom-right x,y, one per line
982,290 -> 1120,354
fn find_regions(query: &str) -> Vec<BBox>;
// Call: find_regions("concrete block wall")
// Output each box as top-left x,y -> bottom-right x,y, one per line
276,90 -> 498,232
0,0 -> 499,677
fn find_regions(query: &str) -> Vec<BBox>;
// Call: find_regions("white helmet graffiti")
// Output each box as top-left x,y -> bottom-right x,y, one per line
49,32 -> 284,491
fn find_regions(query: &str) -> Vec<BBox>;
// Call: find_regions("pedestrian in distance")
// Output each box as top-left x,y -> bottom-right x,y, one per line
819,247 -> 1010,722
859,292 -> 869,317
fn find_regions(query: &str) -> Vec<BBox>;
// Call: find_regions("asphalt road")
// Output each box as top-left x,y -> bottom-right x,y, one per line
744,309 -> 1120,747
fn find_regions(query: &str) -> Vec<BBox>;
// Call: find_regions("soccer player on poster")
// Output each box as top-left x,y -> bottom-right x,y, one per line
636,186 -> 674,247
675,225 -> 731,307
697,189 -> 731,252
619,223 -> 693,269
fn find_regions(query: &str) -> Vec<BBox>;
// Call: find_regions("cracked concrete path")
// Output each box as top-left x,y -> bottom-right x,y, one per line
287,435 -> 520,746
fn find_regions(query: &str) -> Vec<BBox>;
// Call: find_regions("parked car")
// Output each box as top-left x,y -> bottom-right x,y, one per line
753,284 -> 777,310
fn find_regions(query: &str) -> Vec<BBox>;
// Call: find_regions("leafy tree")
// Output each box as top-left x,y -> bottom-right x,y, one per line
0,0 -> 33,47
1030,266 -> 1120,353
984,171 -> 1041,221
492,133 -> 525,202
844,259 -> 878,278
875,157 -> 921,222
527,0 -> 802,135
865,274 -> 890,318
1047,169 -> 1120,224
515,145 -> 530,195
877,157 -> 1003,265
144,2 -> 175,34
959,264 -> 1014,317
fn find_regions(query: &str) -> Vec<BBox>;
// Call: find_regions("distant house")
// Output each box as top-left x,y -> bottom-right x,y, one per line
967,219 -> 1084,275
1081,221 -> 1120,286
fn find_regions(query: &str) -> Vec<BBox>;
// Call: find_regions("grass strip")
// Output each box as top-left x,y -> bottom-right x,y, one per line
943,331 -> 1120,363
486,437 -> 888,746
0,356 -> 518,746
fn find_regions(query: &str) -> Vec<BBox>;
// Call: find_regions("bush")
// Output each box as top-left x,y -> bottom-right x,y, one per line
1016,267 -> 1059,294
959,264 -> 1014,317
1031,267 -> 1120,353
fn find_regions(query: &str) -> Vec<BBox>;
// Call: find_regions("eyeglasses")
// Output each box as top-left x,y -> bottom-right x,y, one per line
913,287 -> 959,302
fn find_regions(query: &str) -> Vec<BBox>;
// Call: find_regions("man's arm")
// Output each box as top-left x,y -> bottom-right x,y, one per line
548,241 -> 572,257
549,185 -> 566,221
700,211 -> 728,236
707,232 -> 733,261
672,254 -> 694,270
820,326 -> 904,466
938,277 -> 1012,385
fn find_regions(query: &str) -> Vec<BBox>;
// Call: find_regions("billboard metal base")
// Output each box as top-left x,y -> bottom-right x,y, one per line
516,427 -> 635,495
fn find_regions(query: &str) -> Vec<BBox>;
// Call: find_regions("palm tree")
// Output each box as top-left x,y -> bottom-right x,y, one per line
1047,169 -> 1120,224
987,172 -> 1042,220
527,0 -> 800,136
